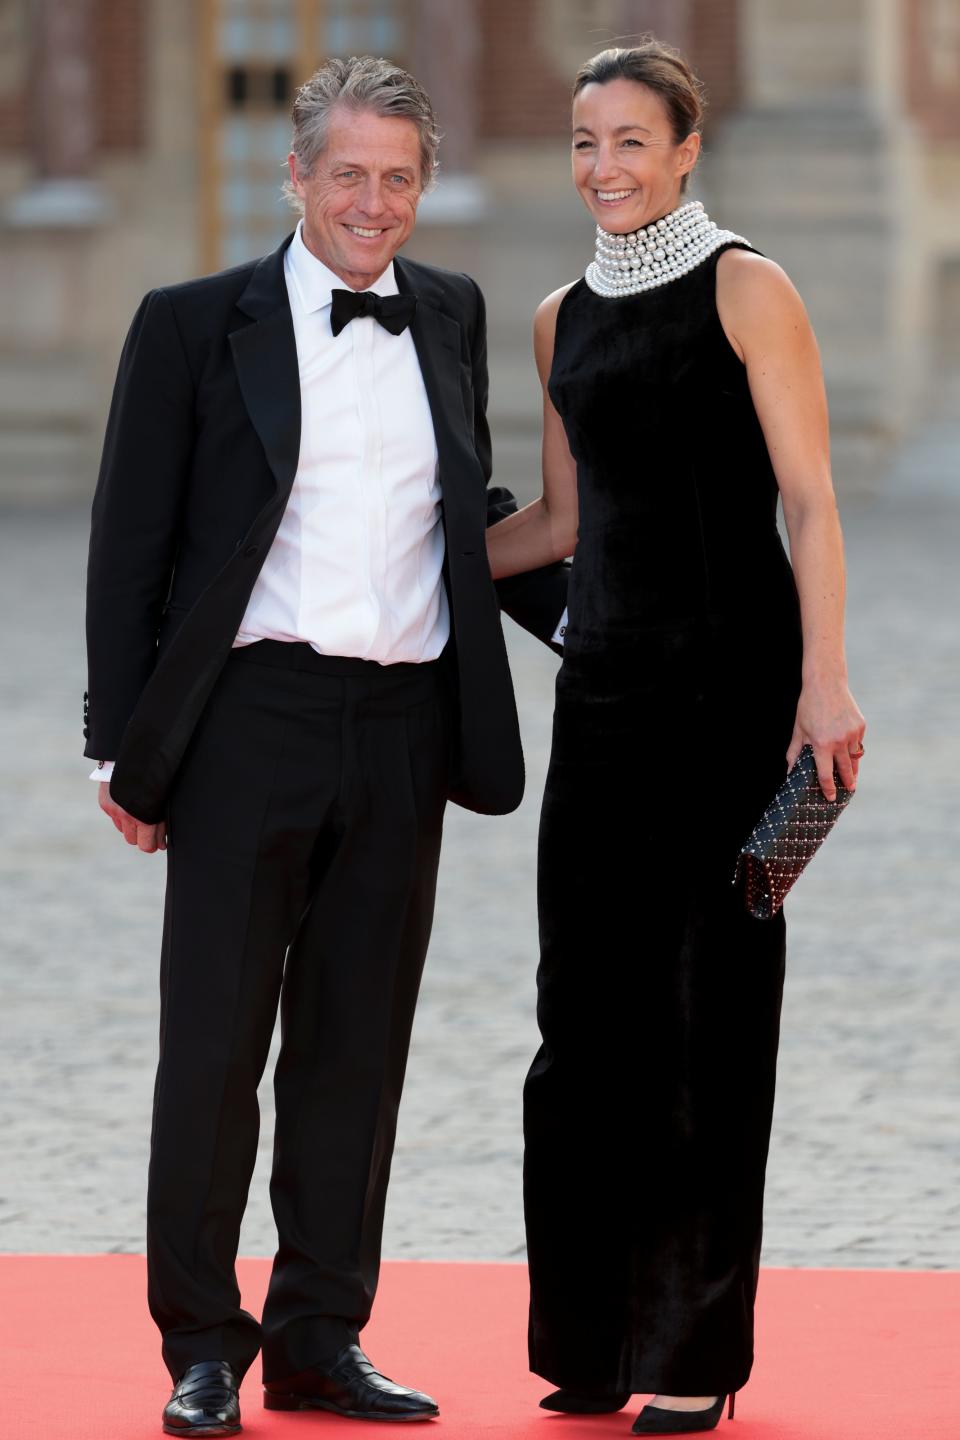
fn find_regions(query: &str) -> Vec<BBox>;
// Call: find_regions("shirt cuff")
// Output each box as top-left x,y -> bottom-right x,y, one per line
551,607 -> 568,646
89,760 -> 115,782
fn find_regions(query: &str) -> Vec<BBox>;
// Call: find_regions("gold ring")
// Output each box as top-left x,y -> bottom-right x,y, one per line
850,743 -> 865,758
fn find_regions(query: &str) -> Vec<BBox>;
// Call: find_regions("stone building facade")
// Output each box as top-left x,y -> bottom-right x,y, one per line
1,0 -> 958,499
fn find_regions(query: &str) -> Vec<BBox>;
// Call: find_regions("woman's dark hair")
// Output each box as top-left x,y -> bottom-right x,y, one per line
573,39 -> 706,193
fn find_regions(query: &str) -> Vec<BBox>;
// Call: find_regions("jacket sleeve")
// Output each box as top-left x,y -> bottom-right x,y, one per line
465,276 -> 570,653
84,288 -> 195,759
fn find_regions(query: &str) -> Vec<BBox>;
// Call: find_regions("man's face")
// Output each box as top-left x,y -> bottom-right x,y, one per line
288,104 -> 424,289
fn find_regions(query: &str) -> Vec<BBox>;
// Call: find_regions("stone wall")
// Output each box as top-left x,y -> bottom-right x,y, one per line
0,0 -> 957,500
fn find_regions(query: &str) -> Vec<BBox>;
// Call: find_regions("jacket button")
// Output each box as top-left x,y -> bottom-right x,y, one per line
83,727 -> 90,738
243,544 -> 259,557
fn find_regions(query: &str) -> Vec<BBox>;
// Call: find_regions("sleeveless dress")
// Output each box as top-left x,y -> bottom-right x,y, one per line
523,241 -> 804,1396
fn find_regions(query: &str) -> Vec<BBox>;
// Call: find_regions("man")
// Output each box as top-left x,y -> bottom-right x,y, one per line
85,56 -> 566,1437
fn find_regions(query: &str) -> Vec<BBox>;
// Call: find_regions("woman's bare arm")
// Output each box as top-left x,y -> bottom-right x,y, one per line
485,285 -> 580,580
717,248 -> 866,798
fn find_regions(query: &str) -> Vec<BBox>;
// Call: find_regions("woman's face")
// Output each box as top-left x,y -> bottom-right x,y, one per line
571,77 -> 700,233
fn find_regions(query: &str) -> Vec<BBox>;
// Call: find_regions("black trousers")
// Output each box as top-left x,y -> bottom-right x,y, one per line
523,626 -> 800,1395
146,641 -> 451,1383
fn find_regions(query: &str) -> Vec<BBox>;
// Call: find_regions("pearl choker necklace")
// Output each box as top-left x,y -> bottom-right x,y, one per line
585,199 -> 750,297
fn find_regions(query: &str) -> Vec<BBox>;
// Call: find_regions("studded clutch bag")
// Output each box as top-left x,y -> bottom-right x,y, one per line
734,744 -> 854,919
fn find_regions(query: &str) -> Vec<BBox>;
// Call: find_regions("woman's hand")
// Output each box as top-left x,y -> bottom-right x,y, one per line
786,682 -> 866,799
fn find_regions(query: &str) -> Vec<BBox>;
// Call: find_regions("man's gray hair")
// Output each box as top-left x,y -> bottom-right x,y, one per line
283,54 -> 441,210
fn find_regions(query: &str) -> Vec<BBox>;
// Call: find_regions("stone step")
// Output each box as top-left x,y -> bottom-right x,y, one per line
0,353 -> 98,502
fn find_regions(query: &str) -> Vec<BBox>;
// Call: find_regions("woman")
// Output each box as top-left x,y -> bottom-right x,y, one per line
485,41 -> 866,1435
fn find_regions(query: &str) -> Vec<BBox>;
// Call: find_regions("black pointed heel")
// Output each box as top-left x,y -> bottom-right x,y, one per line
540,1387 -> 631,1413
630,1391 -> 736,1434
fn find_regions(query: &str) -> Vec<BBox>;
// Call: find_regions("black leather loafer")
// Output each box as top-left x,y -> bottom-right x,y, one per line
162,1360 -> 241,1436
263,1343 -> 438,1422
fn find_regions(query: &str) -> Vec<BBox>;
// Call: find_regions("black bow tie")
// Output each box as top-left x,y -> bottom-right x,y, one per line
330,288 -> 417,338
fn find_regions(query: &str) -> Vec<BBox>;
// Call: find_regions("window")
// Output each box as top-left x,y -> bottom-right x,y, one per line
200,0 -> 413,271
325,0 -> 404,57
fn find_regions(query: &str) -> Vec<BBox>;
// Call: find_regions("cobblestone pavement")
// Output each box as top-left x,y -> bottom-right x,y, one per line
1,424 -> 958,1269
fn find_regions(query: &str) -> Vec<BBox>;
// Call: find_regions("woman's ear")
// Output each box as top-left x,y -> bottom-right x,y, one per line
677,131 -> 701,179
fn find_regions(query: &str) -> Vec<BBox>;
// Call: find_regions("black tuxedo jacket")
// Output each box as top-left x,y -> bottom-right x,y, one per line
85,234 -> 567,822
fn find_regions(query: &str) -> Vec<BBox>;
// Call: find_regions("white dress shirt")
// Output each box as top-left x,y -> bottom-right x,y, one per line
236,222 -> 447,661
91,224 -> 448,782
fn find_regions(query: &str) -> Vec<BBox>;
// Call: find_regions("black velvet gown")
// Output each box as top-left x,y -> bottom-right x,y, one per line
523,241 -> 804,1397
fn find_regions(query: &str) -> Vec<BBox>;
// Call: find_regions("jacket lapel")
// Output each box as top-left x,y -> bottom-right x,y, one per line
230,232 -> 301,497
396,259 -> 485,546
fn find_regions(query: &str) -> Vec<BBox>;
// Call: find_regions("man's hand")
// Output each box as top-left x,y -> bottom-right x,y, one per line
98,781 -> 167,852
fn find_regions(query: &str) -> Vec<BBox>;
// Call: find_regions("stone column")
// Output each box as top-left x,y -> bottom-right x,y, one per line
0,0 -> 110,500
409,0 -> 487,221
708,0 -> 925,489
7,0 -> 108,225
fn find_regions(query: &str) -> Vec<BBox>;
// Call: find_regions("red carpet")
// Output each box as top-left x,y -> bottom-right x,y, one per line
0,1257 -> 956,1438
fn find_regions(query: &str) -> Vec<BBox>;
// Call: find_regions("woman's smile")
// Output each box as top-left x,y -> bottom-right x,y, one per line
594,188 -> 637,206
